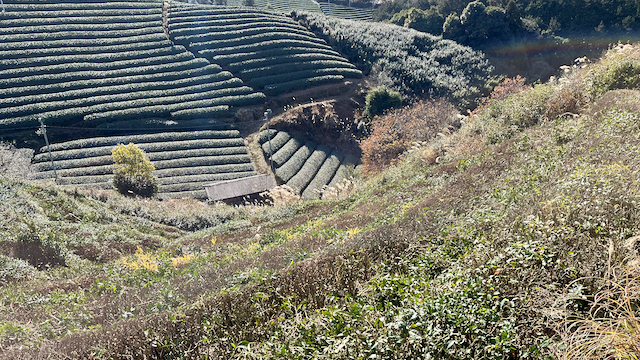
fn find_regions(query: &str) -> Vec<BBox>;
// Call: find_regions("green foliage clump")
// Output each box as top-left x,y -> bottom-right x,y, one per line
365,86 -> 403,117
112,143 -> 158,198
585,45 -> 640,100
388,7 -> 445,35
293,11 -> 493,107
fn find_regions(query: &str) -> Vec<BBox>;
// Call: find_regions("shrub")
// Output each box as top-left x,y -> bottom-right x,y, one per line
585,44 -> 640,100
361,98 -> 456,174
301,149 -> 343,200
275,141 -> 316,183
263,74 -> 344,95
112,143 -> 158,198
261,131 -> 291,157
286,145 -> 329,193
365,86 -> 403,117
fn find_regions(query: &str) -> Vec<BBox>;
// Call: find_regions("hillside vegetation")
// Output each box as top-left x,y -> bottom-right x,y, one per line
2,44 -> 640,359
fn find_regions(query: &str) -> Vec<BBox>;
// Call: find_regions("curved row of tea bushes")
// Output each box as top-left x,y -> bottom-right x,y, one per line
32,130 -> 258,200
223,0 -> 322,13
258,129 -> 359,197
0,0 -> 264,130
168,4 -> 360,95
317,2 -> 374,21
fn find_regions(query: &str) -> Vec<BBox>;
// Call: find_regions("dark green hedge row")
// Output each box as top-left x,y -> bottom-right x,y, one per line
239,59 -> 355,79
326,154 -> 359,189
275,141 -> 316,183
269,137 -> 305,168
189,31 -> 326,53
84,92 -> 264,123
34,154 -> 252,179
3,2 -> 161,11
170,105 -> 232,120
251,67 -> 361,88
287,145 -> 330,194
1,81 -> 249,118
0,57 -> 209,89
157,169 -> 256,186
0,45 -> 184,70
197,38 -> 334,57
301,149 -> 344,200
169,7 -> 276,18
34,147 -> 249,171
0,8 -> 160,20
0,51 -> 194,80
3,65 -> 225,99
41,130 -> 241,152
0,21 -> 159,35
263,74 -> 345,95
227,52 -> 346,72
258,129 -> 278,144
212,46 -> 341,66
169,20 -> 305,39
154,163 -> 255,178
0,32 -> 167,51
173,25 -> 315,44
34,138 -> 246,162
318,3 -> 373,20
0,39 -> 173,60
0,81 -> 249,120
261,131 -> 291,157
159,171 -> 257,193
2,74 -> 237,109
0,26 -> 164,43
168,15 -> 296,31
0,14 -> 162,28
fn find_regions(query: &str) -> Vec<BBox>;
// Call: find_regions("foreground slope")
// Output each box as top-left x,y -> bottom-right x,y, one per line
2,45 -> 640,359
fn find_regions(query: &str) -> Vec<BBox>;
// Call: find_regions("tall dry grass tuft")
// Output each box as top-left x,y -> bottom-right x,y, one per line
553,263 -> 640,360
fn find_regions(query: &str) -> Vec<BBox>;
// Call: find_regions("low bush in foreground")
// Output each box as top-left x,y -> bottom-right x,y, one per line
112,143 -> 158,198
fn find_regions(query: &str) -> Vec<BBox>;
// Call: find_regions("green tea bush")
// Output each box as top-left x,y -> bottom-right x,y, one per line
260,131 -> 291,156
112,143 -> 158,198
0,26 -> 164,44
326,154 -> 358,188
0,255 -> 37,285
269,137 -> 304,167
249,67 -> 361,88
263,74 -> 345,95
287,145 -> 330,193
159,171 -> 257,192
365,86 -> 403,117
239,59 -> 354,78
275,141 -> 316,182
154,163 -> 255,177
189,31 -> 326,52
0,32 -> 168,52
212,46 -> 341,65
0,39 -> 174,60
258,129 -> 278,144
228,52 -> 348,72
42,130 -> 241,152
173,25 -> 314,43
198,38 -> 334,57
157,170 -> 256,185
170,105 -> 230,120
301,149 -> 343,200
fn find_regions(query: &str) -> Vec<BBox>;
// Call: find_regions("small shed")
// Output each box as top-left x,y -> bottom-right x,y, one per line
204,174 -> 276,202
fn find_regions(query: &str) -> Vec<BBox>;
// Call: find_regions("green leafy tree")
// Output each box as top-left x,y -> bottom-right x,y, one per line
505,0 -> 525,35
112,143 -> 158,198
365,86 -> 403,117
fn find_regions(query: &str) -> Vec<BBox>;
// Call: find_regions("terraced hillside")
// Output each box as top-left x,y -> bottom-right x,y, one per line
168,4 -> 362,96
258,129 -> 357,199
222,0 -> 322,13
0,0 -> 264,131
317,2 -> 373,21
32,130 -> 257,200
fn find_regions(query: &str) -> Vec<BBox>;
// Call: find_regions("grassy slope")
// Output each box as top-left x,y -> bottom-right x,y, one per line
2,46 -> 640,359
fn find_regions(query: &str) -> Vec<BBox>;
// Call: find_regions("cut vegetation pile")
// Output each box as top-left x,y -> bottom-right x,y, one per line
32,130 -> 257,199
258,129 -> 357,198
168,4 -> 362,96
0,0 -> 264,131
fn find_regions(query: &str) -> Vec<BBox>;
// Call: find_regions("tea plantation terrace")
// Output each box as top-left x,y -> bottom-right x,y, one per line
32,130 -> 257,200
0,0 -> 264,131
259,129 -> 358,199
317,2 -> 374,21
168,4 -> 362,95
